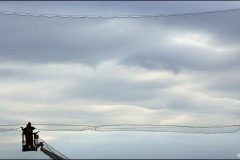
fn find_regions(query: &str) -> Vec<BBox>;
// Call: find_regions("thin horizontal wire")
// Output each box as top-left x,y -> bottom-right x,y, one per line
31,124 -> 240,134
94,124 -> 240,128
1,123 -> 239,127
36,129 -> 240,134
0,127 -> 21,132
34,124 -> 94,127
0,124 -> 25,126
95,129 -> 240,134
1,124 -> 240,128
0,7 -> 240,19
37,128 -> 90,132
0,124 -> 239,134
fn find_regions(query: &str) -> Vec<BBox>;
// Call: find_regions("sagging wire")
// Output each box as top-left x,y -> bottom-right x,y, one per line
0,124 -> 239,134
34,125 -> 240,134
0,7 -> 240,19
0,127 -> 21,132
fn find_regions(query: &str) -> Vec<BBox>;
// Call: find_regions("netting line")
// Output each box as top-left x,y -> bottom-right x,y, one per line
0,124 -> 239,134
0,127 -> 21,132
39,137 -> 70,160
1,123 -> 239,127
1,7 -> 240,19
36,124 -> 240,134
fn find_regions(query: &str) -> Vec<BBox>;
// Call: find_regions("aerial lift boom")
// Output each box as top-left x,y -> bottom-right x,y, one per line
22,131 -> 69,160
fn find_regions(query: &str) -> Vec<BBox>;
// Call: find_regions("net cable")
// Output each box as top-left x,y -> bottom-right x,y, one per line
0,124 -> 239,134
1,7 -> 240,19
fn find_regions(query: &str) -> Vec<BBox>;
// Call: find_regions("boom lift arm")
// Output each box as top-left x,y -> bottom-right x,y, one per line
40,141 -> 67,160
22,130 -> 69,160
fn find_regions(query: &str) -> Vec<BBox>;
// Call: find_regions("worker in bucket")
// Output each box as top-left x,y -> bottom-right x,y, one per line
21,122 -> 36,150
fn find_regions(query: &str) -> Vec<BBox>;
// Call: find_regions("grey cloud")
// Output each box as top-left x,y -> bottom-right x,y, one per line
65,76 -> 174,103
1,11 -> 240,73
0,15 -> 125,64
164,11 -> 240,46
0,62 -> 239,118
187,69 -> 240,100
0,2 -> 240,159
121,13 -> 240,72
0,9 -> 239,126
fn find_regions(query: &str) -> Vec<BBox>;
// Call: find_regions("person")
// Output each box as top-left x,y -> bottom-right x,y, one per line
21,122 -> 36,150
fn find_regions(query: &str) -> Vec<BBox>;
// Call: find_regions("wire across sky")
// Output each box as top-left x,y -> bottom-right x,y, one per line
0,7 -> 240,19
0,124 -> 240,134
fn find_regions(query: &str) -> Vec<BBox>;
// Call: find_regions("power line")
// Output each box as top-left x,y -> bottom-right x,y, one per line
1,124 -> 239,134
0,127 -> 20,132
0,7 -> 240,19
1,123 -> 239,128
0,124 -> 25,126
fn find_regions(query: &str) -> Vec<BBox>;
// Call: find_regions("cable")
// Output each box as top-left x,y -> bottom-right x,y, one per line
0,127 -> 21,132
96,124 -> 240,133
37,127 -> 90,132
33,124 -> 240,134
0,124 -> 25,126
0,7 -> 240,19
0,124 -> 239,133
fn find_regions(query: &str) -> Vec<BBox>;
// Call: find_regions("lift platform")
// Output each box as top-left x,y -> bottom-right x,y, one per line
22,130 -> 69,159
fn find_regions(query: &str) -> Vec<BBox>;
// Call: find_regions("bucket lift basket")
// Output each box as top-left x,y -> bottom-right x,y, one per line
21,129 -> 68,159
22,131 -> 42,152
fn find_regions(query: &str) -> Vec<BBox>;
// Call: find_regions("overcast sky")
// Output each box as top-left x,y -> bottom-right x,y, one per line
0,1 -> 240,159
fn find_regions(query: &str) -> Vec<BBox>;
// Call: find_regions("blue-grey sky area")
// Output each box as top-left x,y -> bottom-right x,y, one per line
0,1 -> 240,159
0,131 -> 240,159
